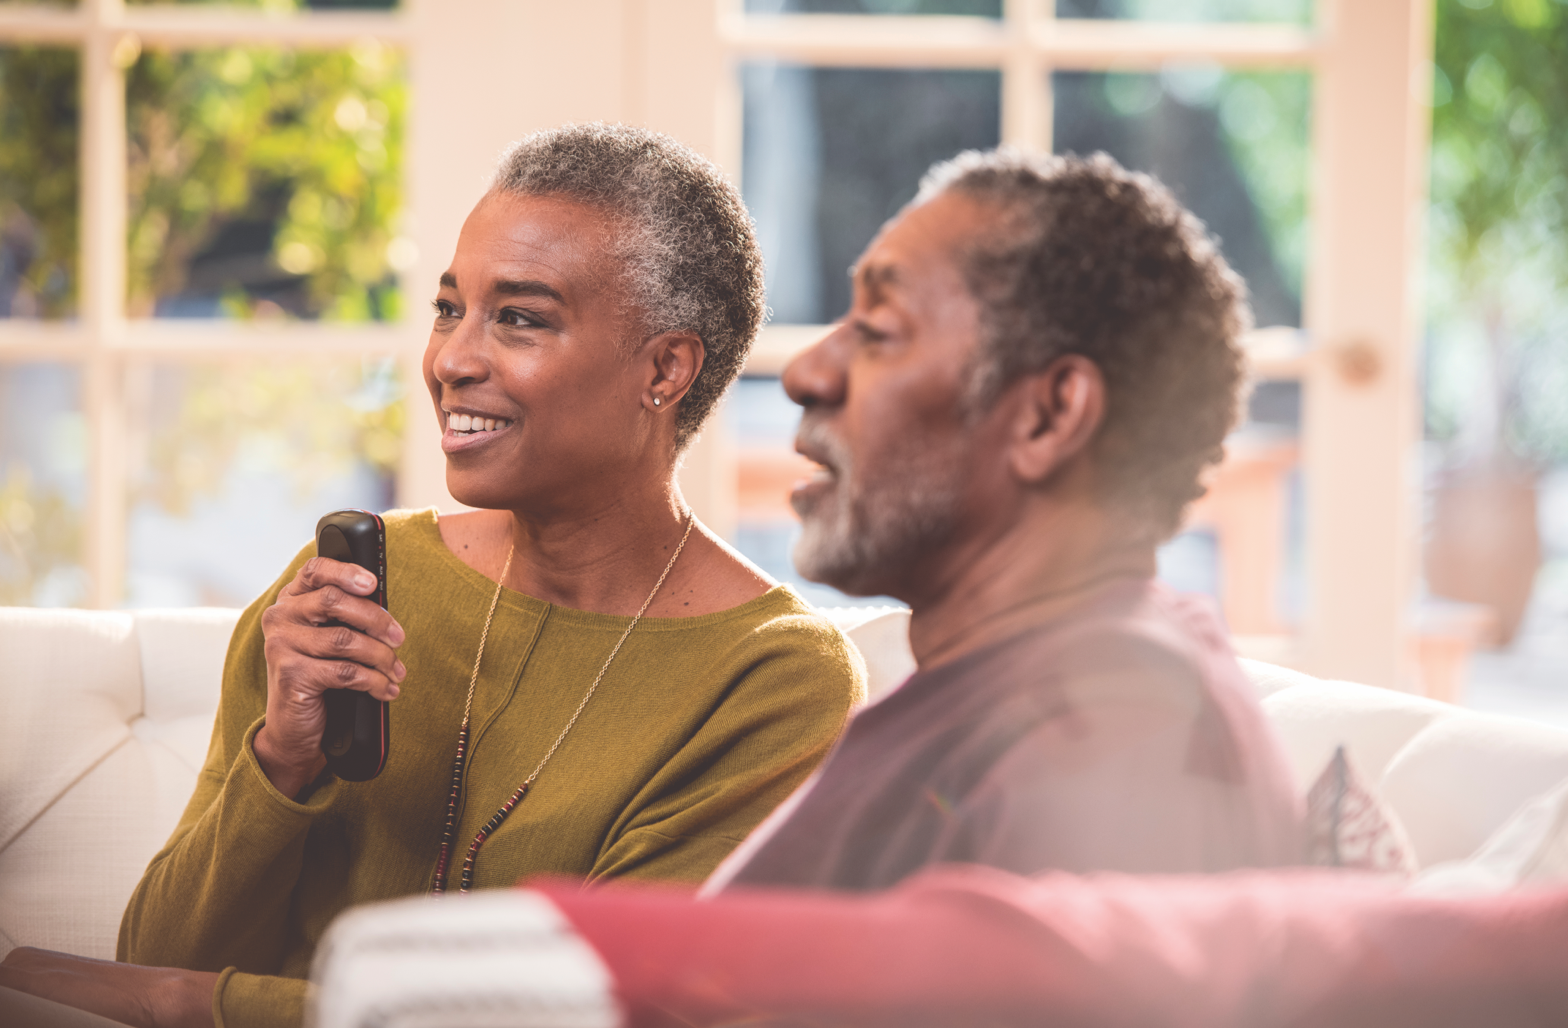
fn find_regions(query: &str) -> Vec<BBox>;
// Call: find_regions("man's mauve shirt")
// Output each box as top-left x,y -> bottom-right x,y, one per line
720,578 -> 1304,891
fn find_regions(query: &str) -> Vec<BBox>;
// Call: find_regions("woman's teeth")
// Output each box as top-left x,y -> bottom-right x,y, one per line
447,413 -> 511,435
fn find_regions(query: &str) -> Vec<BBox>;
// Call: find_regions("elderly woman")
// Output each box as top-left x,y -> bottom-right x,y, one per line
0,124 -> 864,1028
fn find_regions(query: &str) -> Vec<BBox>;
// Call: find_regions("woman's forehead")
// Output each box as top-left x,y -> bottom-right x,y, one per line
448,192 -> 620,296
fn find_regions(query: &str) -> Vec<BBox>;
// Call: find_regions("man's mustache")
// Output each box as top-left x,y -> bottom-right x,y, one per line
794,414 -> 852,479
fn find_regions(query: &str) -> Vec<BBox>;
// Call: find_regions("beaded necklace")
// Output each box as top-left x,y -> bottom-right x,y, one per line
430,515 -> 696,894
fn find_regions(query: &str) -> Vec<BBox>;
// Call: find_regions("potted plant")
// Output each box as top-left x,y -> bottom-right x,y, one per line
1424,0 -> 1568,645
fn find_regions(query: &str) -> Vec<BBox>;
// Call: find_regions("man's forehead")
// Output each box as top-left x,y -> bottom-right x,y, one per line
853,202 -> 980,296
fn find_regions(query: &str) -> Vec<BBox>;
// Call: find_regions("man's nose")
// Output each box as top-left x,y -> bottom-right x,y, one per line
782,325 -> 848,410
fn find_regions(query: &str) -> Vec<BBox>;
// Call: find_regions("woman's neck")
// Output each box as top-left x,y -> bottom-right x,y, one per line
439,491 -> 694,616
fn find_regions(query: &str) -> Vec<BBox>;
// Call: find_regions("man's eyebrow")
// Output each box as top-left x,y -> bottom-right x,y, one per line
493,279 -> 565,304
852,260 -> 900,297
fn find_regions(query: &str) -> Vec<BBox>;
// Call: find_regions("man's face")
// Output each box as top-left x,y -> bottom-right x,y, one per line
783,190 -> 996,599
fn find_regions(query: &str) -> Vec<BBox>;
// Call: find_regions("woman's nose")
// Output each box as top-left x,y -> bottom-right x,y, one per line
782,325 -> 848,411
429,314 -> 489,387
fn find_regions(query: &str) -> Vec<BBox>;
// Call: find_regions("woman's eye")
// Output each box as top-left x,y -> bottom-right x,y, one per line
431,299 -> 458,319
497,307 -> 540,328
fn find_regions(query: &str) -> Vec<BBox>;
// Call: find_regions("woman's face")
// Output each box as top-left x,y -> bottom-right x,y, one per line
425,192 -> 657,515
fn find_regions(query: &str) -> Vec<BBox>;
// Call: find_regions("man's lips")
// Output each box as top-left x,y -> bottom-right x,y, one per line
790,444 -> 839,505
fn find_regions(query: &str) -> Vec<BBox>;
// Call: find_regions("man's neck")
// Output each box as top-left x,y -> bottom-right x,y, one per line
902,499 -> 1158,672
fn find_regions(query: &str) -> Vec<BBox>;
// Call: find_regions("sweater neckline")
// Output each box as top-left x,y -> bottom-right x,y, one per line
403,507 -> 802,632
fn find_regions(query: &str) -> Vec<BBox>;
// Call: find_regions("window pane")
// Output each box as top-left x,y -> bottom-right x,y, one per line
125,357 -> 402,607
0,46 -> 79,320
743,64 -> 1000,325
746,0 -> 999,14
1053,68 -> 1310,328
0,363 -> 87,605
126,43 -> 406,320
1055,0 -> 1313,24
729,376 -> 902,609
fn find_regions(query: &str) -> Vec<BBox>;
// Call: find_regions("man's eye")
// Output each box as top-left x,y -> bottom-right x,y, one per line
431,299 -> 458,319
852,320 -> 889,345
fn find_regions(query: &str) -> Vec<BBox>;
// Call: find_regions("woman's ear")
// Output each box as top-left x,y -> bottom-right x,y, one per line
1007,354 -> 1106,485
644,331 -> 705,412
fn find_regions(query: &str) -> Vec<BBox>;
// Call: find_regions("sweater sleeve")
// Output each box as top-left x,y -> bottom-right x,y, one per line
587,614 -> 865,883
117,544 -> 332,1028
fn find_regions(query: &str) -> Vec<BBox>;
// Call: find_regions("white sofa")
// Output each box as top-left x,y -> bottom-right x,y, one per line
5,604 -> 1568,962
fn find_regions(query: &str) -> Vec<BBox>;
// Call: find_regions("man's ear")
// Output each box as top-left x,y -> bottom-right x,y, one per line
643,331 -> 705,412
1007,354 -> 1106,485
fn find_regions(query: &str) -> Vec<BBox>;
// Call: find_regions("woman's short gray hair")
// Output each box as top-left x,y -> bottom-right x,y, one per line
491,123 -> 765,451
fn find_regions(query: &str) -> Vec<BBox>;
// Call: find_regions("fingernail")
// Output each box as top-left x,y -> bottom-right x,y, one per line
391,625 -> 406,646
394,661 -> 407,682
356,572 -> 375,590
388,684 -> 400,699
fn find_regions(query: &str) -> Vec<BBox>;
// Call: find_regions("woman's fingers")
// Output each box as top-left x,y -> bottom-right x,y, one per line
286,556 -> 406,648
270,643 -> 402,703
295,624 -> 404,691
256,556 -> 409,792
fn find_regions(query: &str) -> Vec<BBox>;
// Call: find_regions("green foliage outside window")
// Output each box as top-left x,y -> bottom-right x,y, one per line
0,2 -> 407,605
0,460 -> 84,607
0,47 -> 80,319
1426,0 -> 1568,463
140,358 -> 404,519
125,38 -> 407,319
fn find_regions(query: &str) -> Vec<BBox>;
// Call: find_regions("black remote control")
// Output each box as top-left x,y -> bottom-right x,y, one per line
316,509 -> 391,781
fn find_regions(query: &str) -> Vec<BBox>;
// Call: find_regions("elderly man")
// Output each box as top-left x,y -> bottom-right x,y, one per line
707,147 -> 1302,892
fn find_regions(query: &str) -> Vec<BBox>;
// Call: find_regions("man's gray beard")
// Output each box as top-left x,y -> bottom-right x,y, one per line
792,421 -> 966,598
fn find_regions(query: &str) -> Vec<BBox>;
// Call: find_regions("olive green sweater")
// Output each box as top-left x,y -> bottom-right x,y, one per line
117,508 -> 864,1028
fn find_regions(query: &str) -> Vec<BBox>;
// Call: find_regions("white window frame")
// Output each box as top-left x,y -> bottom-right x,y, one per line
0,0 -> 1431,690
0,0 -> 412,612
718,0 -> 1433,689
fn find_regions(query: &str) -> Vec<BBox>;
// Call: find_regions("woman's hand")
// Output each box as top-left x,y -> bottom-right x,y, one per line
0,948 -> 218,1028
257,556 -> 407,798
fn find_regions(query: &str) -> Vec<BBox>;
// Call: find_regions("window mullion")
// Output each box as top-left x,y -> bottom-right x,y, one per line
1001,0 -> 1047,150
81,0 -> 129,609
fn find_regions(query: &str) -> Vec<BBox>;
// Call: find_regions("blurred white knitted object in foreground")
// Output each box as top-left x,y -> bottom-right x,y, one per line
308,890 -> 618,1028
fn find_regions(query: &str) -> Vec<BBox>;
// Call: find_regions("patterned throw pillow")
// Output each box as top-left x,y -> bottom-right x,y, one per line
1304,745 -> 1417,875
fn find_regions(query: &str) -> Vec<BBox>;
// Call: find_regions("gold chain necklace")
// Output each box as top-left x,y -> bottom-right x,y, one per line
431,514 -> 696,894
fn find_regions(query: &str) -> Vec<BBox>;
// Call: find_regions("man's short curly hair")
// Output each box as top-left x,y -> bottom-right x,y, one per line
917,149 -> 1251,540
492,123 -> 765,451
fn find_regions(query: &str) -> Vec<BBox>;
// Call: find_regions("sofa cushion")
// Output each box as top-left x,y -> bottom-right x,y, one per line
0,609 -> 140,856
0,607 -> 235,960
828,607 -> 915,703
0,731 -> 197,958
1414,775 -> 1568,894
1383,713 -> 1568,867
1257,680 -> 1456,796
134,608 -> 239,729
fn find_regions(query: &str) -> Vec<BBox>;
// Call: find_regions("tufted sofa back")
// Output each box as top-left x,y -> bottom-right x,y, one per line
4,605 -> 1568,963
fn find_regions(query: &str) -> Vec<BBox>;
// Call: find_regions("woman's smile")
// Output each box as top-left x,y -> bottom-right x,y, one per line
441,407 -> 516,453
